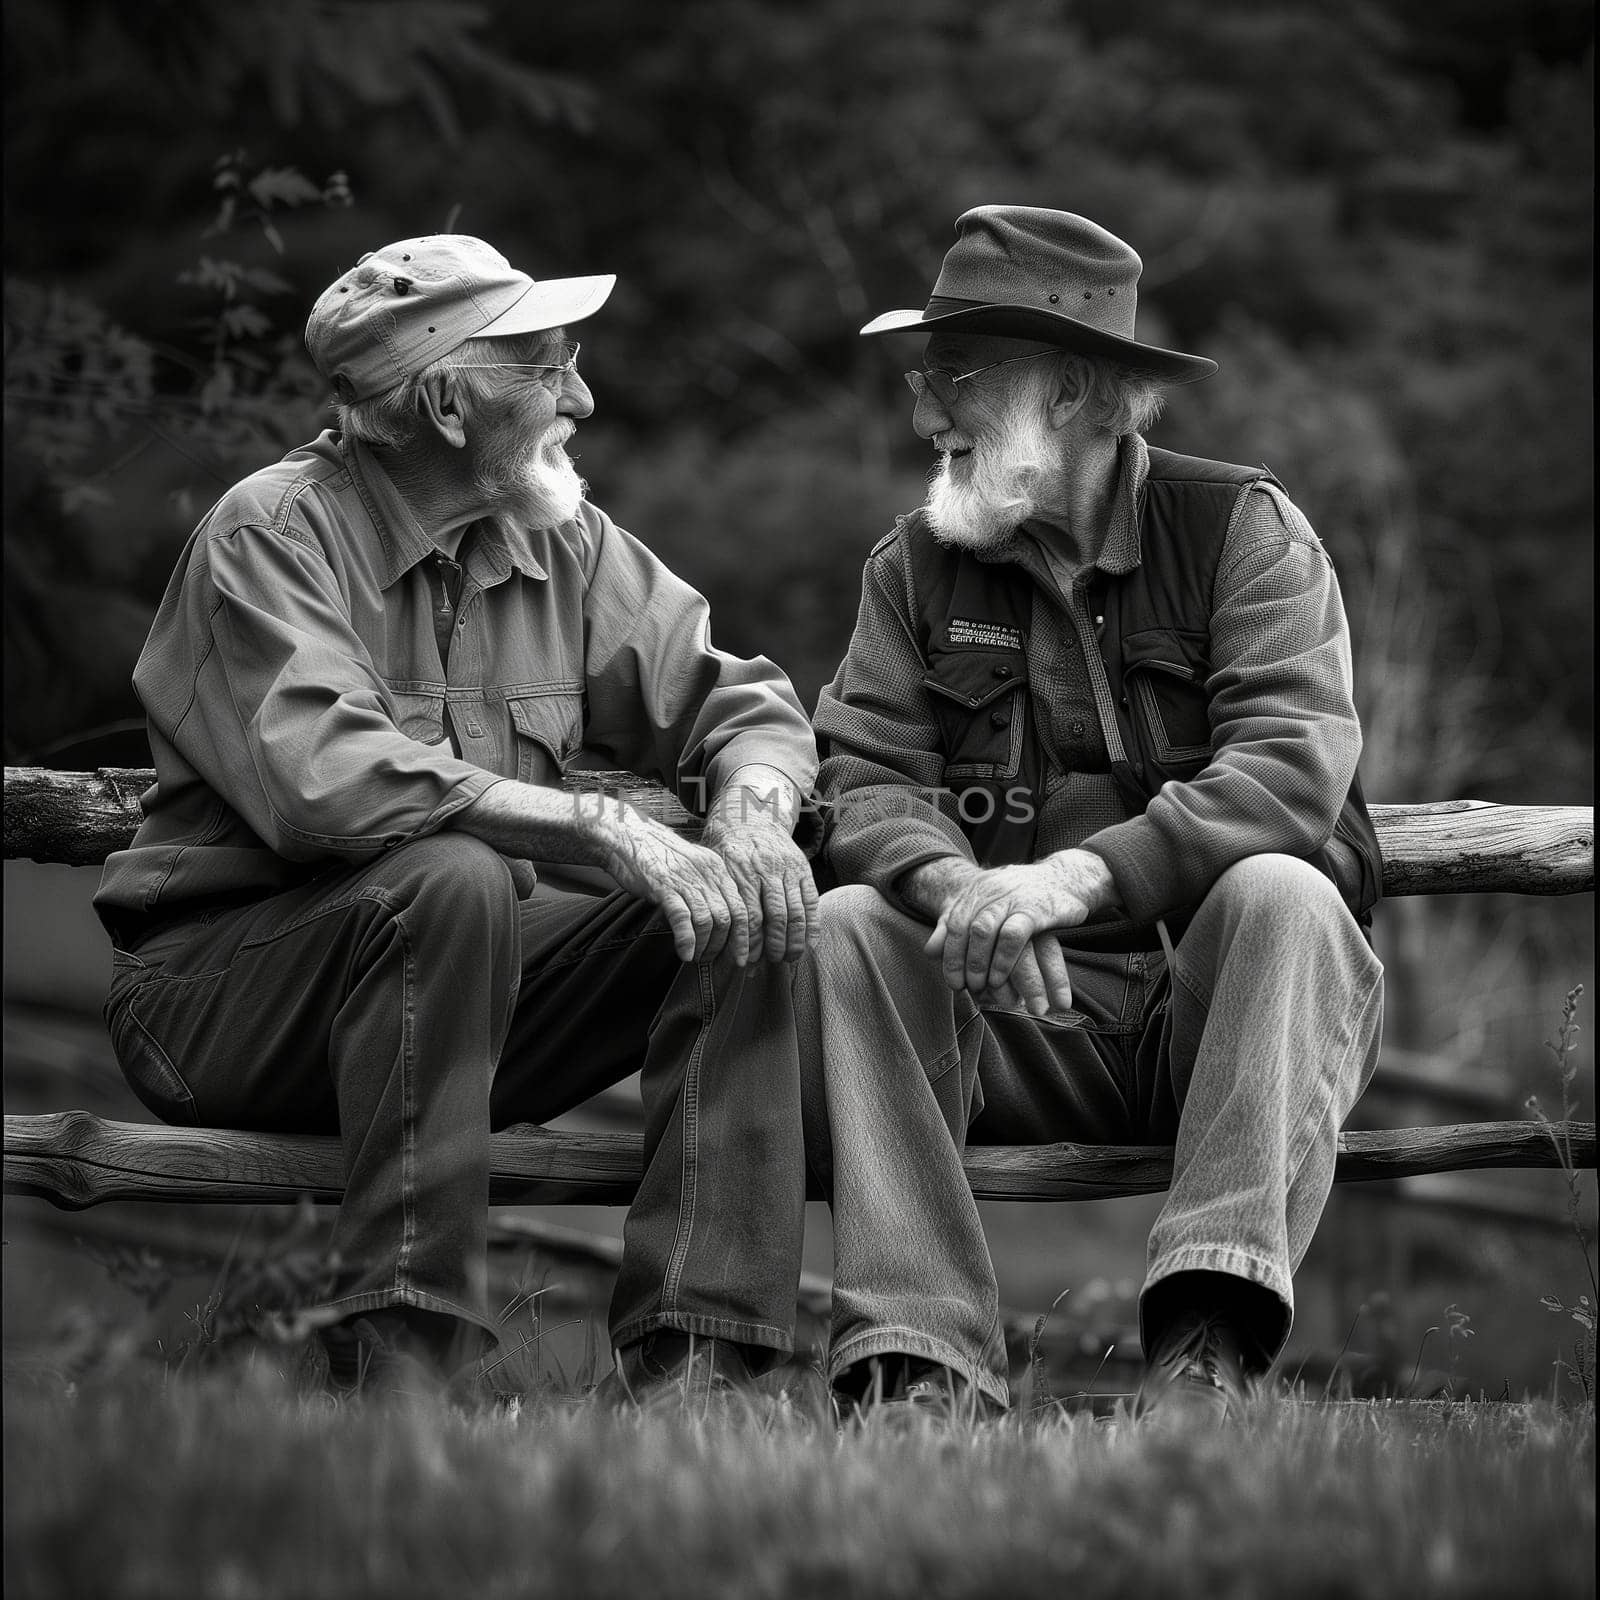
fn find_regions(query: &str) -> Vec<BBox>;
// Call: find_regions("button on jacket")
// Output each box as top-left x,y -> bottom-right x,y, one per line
95,430 -> 818,927
813,433 -> 1363,926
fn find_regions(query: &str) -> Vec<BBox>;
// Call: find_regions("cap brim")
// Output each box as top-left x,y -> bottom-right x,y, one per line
859,304 -> 1217,383
477,273 -> 616,338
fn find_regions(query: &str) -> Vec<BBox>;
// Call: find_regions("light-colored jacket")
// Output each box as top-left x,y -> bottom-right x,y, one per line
96,431 -> 817,927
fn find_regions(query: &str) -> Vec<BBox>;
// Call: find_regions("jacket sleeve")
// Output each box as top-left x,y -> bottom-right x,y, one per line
813,539 -> 977,909
1080,484 -> 1364,921
149,519 -> 501,862
575,508 -> 818,814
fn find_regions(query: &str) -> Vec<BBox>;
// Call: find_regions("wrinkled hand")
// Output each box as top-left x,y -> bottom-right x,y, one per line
600,813 -> 750,963
978,932 -> 1076,1016
925,850 -> 1114,1005
701,814 -> 820,963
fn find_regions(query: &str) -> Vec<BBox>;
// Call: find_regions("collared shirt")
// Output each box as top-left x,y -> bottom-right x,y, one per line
813,433 -> 1363,925
95,431 -> 818,926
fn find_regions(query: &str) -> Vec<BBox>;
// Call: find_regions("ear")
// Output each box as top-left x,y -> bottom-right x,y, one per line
415,370 -> 470,450
1044,358 -> 1090,431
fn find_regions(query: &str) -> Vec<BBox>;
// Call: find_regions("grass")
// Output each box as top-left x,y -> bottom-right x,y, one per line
1529,984 -> 1598,1404
4,1355 -> 1595,1600
5,986 -> 1594,1598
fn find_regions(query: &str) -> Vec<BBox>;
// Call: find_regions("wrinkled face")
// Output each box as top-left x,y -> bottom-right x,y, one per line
914,334 -> 1063,551
468,329 -> 594,528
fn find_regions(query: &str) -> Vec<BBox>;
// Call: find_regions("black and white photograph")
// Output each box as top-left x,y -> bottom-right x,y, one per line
3,3 -> 1594,1596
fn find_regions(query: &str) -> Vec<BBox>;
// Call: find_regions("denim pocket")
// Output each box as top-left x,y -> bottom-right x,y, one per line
388,689 -> 448,746
107,982 -> 200,1127
508,690 -> 584,784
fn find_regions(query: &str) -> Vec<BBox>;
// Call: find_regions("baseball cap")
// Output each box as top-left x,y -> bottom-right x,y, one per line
305,234 -> 615,403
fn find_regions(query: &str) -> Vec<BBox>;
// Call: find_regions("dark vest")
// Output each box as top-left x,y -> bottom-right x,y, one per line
904,446 -> 1383,937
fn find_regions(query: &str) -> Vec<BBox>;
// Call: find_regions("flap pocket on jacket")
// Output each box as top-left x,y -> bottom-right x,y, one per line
1121,626 -> 1209,679
922,647 -> 1027,712
922,649 -> 1028,780
389,690 -> 447,746
508,690 -> 584,784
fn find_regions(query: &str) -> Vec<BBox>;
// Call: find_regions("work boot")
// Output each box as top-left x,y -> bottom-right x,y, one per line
751,1355 -> 837,1426
317,1308 -> 470,1401
1131,1313 -> 1253,1426
838,1354 -> 1008,1428
596,1331 -> 761,1417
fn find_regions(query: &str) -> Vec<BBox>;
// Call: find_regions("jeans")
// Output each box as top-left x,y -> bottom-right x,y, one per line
103,833 -> 808,1357
795,853 -> 1384,1409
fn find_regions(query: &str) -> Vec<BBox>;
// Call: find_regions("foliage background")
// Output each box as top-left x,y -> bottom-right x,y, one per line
5,0 -> 1592,784
2,0 -> 1594,1386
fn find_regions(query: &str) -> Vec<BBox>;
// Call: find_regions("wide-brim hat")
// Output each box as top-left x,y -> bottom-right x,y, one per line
307,235 -> 615,403
861,205 -> 1216,384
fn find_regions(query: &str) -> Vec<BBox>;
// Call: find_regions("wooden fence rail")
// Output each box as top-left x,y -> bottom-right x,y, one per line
3,1110 -> 1592,1210
3,767 -> 1595,896
3,766 -> 1593,1213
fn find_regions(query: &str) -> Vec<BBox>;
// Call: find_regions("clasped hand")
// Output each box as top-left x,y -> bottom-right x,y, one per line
602,808 -> 817,965
925,851 -> 1111,1016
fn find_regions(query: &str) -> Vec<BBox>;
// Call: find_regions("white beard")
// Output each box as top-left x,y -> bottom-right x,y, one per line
924,392 -> 1059,552
480,423 -> 587,528
516,442 -> 586,527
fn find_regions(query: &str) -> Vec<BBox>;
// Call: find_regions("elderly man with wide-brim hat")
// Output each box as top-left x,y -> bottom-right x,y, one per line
94,235 -> 823,1404
799,206 -> 1385,1421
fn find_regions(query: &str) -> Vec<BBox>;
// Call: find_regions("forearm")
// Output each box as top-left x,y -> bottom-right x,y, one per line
452,777 -> 618,866
705,762 -> 805,836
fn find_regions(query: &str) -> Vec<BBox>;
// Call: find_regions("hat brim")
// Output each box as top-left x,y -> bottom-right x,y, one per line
476,273 -> 617,339
860,304 -> 1217,383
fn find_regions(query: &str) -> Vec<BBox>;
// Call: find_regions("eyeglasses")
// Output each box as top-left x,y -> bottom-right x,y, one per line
903,351 -> 1052,407
449,343 -> 581,388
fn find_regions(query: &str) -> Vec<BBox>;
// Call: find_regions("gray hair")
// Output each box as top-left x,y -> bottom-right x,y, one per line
1052,351 -> 1169,438
336,328 -> 568,448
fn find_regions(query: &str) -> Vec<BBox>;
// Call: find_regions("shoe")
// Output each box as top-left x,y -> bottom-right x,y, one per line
596,1332 -> 760,1416
840,1356 -> 1008,1426
317,1315 -> 425,1400
1131,1313 -> 1253,1426
316,1309 -> 470,1401
751,1355 -> 838,1427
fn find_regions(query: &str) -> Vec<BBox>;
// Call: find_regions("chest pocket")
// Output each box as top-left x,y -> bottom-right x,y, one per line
922,649 -> 1028,780
1122,628 -> 1212,768
508,690 -> 584,786
389,690 -> 448,747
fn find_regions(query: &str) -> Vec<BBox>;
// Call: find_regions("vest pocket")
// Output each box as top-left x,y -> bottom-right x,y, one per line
1122,629 -> 1212,767
923,653 -> 1028,780
1130,667 -> 1213,765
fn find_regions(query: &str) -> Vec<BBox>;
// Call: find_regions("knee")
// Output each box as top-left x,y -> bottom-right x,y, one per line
816,882 -> 926,960
1208,852 -> 1343,924
1197,854 -> 1380,994
372,832 -> 519,923
810,883 -> 960,1032
818,881 -> 891,926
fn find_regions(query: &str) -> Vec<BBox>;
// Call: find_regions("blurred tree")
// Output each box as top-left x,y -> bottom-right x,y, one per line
2,0 -> 592,762
3,0 -> 1590,799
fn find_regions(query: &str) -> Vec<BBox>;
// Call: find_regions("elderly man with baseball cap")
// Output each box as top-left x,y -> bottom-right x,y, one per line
94,235 -> 822,1403
798,206 -> 1385,1421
